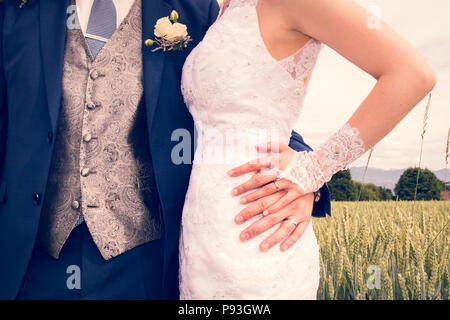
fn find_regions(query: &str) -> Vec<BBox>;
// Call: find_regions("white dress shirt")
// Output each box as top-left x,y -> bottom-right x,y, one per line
76,0 -> 136,35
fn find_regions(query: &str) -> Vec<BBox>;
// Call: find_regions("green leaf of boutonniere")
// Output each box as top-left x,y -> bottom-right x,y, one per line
0,0 -> 29,8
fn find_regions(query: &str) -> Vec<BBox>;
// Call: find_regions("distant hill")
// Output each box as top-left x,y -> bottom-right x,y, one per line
350,167 -> 450,190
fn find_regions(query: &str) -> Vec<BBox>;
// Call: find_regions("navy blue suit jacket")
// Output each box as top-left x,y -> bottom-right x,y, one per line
0,0 -> 330,299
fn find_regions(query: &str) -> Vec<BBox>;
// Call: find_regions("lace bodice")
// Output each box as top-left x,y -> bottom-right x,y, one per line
181,0 -> 322,146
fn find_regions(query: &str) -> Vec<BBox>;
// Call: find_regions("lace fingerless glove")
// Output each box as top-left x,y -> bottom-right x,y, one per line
278,123 -> 366,194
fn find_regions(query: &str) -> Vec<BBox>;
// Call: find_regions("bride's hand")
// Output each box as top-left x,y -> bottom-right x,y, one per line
228,142 -> 305,207
227,142 -> 314,252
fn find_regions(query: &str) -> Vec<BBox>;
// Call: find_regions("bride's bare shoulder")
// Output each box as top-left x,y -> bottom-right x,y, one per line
279,0 -> 434,84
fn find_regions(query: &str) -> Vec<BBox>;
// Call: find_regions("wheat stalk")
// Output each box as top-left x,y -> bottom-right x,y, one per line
357,148 -> 374,201
413,93 -> 432,202
314,201 -> 449,300
445,128 -> 449,191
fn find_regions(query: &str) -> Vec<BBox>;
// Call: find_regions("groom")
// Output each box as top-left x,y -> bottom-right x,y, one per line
0,0 -> 330,299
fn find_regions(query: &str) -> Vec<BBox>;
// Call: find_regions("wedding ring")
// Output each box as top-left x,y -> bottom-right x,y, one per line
285,218 -> 298,228
273,180 -> 280,192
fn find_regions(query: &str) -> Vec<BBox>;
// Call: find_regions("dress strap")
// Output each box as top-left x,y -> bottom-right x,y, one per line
279,39 -> 322,81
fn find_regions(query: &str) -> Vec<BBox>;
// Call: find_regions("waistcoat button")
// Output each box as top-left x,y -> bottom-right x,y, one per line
90,70 -> 99,80
47,131 -> 53,144
32,192 -> 41,205
81,167 -> 90,177
83,134 -> 92,142
71,200 -> 80,209
86,102 -> 96,110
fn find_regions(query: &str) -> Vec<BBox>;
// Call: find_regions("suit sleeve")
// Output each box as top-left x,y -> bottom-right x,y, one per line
289,130 -> 331,217
0,3 -> 7,175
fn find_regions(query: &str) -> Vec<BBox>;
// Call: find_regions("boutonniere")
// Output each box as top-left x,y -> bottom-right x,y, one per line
145,10 -> 192,52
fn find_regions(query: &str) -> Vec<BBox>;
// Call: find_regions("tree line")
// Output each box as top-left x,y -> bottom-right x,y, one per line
328,167 -> 446,201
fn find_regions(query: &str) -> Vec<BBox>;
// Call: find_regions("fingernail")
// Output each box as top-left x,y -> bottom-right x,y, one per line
239,197 -> 247,204
282,242 -> 292,251
231,189 -> 238,196
227,169 -> 234,176
235,215 -> 244,224
261,243 -> 269,251
241,232 -> 249,241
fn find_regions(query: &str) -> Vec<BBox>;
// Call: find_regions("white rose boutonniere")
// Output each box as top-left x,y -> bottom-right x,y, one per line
145,10 -> 192,52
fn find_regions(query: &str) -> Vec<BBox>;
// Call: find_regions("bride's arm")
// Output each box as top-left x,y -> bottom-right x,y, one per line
287,0 -> 435,145
229,0 -> 435,214
227,0 -> 434,251
276,0 -> 436,194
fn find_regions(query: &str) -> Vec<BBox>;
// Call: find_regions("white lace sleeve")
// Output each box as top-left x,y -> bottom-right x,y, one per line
278,123 -> 366,194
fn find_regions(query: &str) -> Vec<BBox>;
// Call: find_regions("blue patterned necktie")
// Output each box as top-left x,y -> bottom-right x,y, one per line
85,0 -> 117,58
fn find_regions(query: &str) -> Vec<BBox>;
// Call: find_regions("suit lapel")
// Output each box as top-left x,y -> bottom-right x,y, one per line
39,0 -> 70,132
142,0 -> 172,132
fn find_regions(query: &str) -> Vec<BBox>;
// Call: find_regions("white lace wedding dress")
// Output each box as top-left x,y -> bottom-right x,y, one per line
179,0 -> 323,299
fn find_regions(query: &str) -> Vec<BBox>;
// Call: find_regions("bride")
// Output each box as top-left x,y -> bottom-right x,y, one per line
179,0 -> 436,299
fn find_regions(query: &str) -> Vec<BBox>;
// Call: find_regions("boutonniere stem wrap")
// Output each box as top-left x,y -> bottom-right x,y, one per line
145,10 -> 192,52
0,0 -> 27,8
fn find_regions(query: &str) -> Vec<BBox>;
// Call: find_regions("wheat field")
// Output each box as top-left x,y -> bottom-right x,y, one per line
312,201 -> 449,300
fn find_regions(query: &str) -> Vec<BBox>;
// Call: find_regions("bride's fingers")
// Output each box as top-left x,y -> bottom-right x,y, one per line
255,142 -> 289,153
280,220 -> 310,252
239,179 -> 290,204
231,171 -> 278,196
227,156 -> 272,177
239,209 -> 286,243
258,218 -> 299,252
235,191 -> 286,224
262,190 -> 301,216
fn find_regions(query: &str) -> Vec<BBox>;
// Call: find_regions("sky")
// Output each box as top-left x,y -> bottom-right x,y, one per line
294,0 -> 450,170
